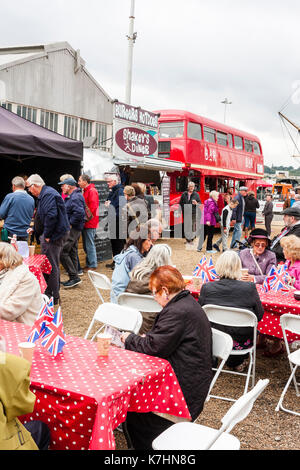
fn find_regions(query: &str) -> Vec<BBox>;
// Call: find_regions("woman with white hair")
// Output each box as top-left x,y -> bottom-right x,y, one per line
126,244 -> 172,334
198,250 -> 264,371
198,190 -> 220,253
0,242 -> 43,326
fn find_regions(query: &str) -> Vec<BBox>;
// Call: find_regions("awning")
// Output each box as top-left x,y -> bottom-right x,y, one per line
113,156 -> 183,172
0,106 -> 83,161
255,179 -> 273,187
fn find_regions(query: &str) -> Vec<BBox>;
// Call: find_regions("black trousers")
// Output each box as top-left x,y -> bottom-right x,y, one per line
203,225 -> 215,251
60,228 -> 81,280
24,421 -> 50,450
41,233 -> 68,302
124,412 -> 173,450
265,215 -> 273,237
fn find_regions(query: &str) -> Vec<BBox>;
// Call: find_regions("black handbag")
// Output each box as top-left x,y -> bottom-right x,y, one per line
214,211 -> 221,223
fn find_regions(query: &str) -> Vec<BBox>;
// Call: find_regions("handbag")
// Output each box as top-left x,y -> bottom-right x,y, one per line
214,212 -> 221,223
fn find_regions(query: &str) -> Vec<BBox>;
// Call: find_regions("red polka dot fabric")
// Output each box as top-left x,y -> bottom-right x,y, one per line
1,319 -> 191,450
23,255 -> 52,294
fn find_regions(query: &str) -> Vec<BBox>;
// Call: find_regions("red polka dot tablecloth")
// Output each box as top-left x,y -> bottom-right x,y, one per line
188,283 -> 300,342
0,319 -> 191,450
23,255 -> 52,294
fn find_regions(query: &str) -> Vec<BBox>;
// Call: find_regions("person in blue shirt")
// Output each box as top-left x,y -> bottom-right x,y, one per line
0,177 -> 35,241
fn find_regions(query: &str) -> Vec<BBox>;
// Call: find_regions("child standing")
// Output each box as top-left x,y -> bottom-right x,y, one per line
213,200 -> 239,252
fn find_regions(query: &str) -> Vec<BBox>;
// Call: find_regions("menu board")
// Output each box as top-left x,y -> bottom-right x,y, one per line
92,180 -> 112,262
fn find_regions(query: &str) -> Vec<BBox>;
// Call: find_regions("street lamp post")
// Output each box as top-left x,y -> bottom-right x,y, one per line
125,0 -> 137,104
221,98 -> 232,124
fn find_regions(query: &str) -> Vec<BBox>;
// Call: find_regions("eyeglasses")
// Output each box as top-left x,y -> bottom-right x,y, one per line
253,242 -> 267,247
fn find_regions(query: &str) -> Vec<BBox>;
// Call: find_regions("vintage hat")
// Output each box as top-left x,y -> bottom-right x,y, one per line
58,178 -> 77,186
282,206 -> 300,218
248,228 -> 271,245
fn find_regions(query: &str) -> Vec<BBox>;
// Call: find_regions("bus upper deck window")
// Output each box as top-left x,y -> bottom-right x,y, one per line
228,134 -> 233,148
234,136 -> 243,150
203,126 -> 216,143
253,142 -> 261,155
159,122 -> 184,139
217,131 -> 227,146
245,139 -> 253,153
187,122 -> 202,140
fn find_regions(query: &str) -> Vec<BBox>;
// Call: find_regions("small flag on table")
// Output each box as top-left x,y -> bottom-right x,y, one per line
27,297 -> 56,343
263,264 -> 290,293
41,307 -> 66,356
193,256 -> 218,283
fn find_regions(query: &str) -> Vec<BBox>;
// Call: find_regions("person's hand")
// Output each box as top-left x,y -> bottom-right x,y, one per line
223,228 -> 227,233
241,273 -> 254,282
104,200 -> 111,207
27,228 -> 34,234
45,238 -> 50,243
121,332 -> 131,343
206,221 -> 210,226
192,200 -> 197,205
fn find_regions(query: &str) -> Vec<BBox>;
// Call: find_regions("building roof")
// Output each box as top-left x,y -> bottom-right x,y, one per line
0,41 -> 112,101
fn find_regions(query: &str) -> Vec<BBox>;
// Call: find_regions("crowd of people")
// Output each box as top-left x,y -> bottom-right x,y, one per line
1,174 -> 300,450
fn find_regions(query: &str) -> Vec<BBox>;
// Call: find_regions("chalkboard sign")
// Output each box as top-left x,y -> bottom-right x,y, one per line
92,180 -> 112,262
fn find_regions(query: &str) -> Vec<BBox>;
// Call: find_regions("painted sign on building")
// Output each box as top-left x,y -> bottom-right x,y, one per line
113,102 -> 159,162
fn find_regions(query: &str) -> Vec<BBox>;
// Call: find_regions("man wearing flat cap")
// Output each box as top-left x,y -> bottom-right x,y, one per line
270,206 -> 300,263
59,178 -> 85,288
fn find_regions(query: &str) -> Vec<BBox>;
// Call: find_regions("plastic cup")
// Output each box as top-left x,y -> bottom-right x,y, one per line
97,333 -> 112,356
241,268 -> 249,275
18,342 -> 35,363
29,245 -> 35,256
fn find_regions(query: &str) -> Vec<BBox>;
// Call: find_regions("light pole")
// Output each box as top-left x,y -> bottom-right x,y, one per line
125,0 -> 137,104
221,98 -> 232,124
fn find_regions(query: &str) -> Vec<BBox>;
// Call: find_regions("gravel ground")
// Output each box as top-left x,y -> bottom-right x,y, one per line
59,220 -> 300,450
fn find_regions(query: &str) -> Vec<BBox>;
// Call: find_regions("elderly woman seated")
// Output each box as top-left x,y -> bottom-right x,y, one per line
199,250 -> 264,372
126,244 -> 172,334
239,228 -> 277,283
0,242 -> 43,326
121,266 -> 213,450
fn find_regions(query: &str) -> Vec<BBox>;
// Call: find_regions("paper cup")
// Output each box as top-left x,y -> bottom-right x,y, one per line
29,246 -> 35,256
18,342 -> 35,363
97,333 -> 112,356
241,268 -> 248,275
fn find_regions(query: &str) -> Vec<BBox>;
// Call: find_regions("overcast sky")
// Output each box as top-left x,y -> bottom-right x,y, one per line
2,0 -> 300,167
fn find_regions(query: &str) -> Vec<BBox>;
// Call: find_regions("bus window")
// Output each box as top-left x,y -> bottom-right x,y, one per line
187,122 -> 202,140
228,134 -> 233,148
205,177 -> 217,192
245,139 -> 253,153
203,126 -> 216,143
176,176 -> 188,192
159,121 -> 184,139
217,131 -> 227,146
253,142 -> 261,155
217,178 -> 226,193
234,135 -> 243,150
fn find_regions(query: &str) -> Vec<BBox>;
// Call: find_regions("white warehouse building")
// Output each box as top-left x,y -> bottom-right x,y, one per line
0,41 -> 113,151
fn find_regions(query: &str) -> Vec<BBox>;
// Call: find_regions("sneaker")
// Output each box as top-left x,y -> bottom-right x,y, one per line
206,250 -> 217,254
63,278 -> 82,288
78,270 -> 83,276
213,244 -> 220,253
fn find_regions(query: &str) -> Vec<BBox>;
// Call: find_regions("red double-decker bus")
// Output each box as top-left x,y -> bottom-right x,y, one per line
156,110 -> 264,226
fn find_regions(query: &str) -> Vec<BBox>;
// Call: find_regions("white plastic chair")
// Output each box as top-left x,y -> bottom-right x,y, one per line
117,292 -> 162,313
206,329 -> 233,404
152,379 -> 269,450
275,314 -> 300,416
84,303 -> 143,341
202,304 -> 258,402
88,270 -> 112,304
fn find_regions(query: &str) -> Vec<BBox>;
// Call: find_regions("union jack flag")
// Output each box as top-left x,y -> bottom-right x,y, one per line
27,301 -> 48,343
263,265 -> 289,293
193,256 -> 218,283
41,307 -> 66,356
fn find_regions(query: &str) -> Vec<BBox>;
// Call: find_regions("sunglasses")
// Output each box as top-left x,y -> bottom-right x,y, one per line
253,242 -> 267,247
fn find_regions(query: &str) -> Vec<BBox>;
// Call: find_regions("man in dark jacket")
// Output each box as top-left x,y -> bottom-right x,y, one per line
105,175 -> 126,268
179,181 -> 201,243
270,206 -> 300,262
59,178 -> 85,288
27,174 -> 70,307
262,194 -> 273,236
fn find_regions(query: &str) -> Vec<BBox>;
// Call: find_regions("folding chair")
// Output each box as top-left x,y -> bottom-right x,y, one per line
275,314 -> 300,416
152,379 -> 269,450
202,304 -> 258,402
87,270 -> 112,304
84,303 -> 143,341
206,329 -> 233,404
117,292 -> 162,313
